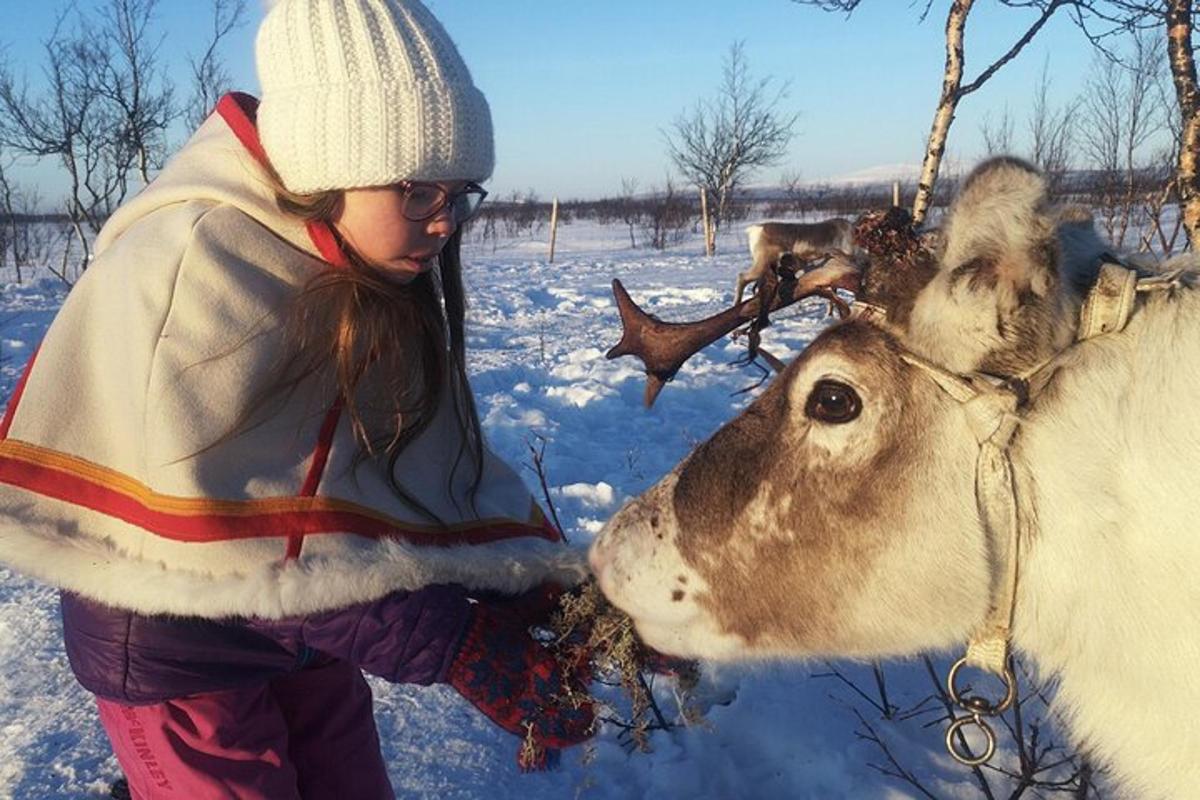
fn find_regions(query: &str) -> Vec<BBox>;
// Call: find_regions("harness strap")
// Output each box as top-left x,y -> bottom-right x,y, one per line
963,407 -> 1020,675
1078,262 -> 1138,340
901,350 -> 1024,676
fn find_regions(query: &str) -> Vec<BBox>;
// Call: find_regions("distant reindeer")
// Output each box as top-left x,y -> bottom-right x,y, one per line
595,158 -> 1200,799
737,219 -> 856,304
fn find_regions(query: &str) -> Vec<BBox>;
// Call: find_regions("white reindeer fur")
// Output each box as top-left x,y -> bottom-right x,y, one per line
592,157 -> 1200,798
1006,287 -> 1200,798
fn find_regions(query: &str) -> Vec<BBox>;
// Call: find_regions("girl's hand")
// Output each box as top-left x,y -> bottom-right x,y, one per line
446,594 -> 595,771
469,582 -> 566,632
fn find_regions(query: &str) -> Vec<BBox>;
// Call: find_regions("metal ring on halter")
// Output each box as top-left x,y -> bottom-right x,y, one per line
946,657 -> 1017,715
945,715 -> 997,766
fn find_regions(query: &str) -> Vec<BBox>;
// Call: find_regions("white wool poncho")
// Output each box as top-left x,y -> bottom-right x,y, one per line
0,95 -> 583,620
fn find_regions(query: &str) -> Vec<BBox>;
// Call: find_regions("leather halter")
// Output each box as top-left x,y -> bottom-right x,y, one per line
850,259 -> 1189,765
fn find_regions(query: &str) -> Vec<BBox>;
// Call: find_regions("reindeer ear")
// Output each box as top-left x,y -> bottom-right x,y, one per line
940,157 -> 1059,315
908,158 -> 1074,377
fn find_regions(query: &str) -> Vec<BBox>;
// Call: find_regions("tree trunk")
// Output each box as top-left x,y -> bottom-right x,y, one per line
716,181 -> 731,234
0,165 -> 16,281
912,0 -> 973,226
1167,0 -> 1199,248
138,146 -> 151,185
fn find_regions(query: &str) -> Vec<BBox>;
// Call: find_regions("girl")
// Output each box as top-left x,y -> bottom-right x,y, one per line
0,0 -> 593,797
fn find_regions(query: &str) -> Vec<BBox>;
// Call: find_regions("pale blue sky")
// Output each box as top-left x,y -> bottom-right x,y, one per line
2,0 -> 1114,204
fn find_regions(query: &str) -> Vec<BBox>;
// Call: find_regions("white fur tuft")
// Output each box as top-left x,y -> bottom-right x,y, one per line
941,157 -> 1050,271
745,224 -> 764,258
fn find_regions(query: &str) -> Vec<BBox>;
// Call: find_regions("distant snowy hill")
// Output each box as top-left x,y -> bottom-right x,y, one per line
821,162 -> 924,186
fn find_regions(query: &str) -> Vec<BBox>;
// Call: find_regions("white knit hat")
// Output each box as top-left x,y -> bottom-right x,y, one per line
255,0 -> 494,194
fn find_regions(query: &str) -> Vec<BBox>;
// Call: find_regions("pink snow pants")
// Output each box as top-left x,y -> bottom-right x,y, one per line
95,660 -> 395,800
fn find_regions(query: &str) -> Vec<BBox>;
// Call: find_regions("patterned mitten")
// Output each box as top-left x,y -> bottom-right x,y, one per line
447,599 -> 595,771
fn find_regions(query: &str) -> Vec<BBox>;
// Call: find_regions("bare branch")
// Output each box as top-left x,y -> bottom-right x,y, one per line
94,0 -> 177,185
980,104 -> 1016,155
790,0 -> 866,16
185,0 -> 248,131
838,701 -> 940,800
812,661 -> 897,718
960,0 -> 1071,96
1081,28 -> 1169,248
790,0 -> 1086,224
1026,57 -> 1080,195
524,433 -> 567,543
0,12 -> 106,266
663,41 -> 798,243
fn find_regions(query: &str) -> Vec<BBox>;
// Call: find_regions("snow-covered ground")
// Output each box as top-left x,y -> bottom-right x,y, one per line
0,220 -> 1098,799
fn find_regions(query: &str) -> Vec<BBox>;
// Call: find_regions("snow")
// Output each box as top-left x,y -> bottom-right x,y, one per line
0,221 -> 1097,798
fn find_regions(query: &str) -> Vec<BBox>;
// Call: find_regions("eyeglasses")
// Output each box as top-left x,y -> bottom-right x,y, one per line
398,181 -> 488,223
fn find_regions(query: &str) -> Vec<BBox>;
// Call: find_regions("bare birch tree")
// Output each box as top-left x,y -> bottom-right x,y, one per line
1049,1 -> 1197,248
0,11 -> 127,271
619,177 -> 640,248
664,41 -> 798,242
768,169 -> 809,217
794,0 -> 1071,224
95,0 -> 176,187
1140,54 -> 1188,253
185,0 -> 248,132
1164,0 -> 1199,246
977,63 -> 1076,198
640,176 -> 692,251
980,104 -> 1016,155
1027,59 -> 1079,195
953,0 -> 1197,246
1080,30 -> 1167,247
0,154 -> 49,284
0,152 -> 13,273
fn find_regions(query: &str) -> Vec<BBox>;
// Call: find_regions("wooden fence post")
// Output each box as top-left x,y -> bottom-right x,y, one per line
548,197 -> 559,263
700,187 -> 714,256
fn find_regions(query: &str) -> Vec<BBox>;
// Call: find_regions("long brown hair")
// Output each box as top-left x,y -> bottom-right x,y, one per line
243,179 -> 485,524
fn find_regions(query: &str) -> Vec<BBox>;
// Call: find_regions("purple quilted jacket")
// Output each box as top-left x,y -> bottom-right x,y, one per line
60,585 -> 474,703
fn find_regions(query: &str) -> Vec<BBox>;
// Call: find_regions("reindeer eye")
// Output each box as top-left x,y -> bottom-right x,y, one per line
804,380 -> 862,424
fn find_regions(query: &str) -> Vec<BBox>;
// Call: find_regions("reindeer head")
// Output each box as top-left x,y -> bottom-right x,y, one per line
591,157 -> 1105,661
590,319 -> 991,659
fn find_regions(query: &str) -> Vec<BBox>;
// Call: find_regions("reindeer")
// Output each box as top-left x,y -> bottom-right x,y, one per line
592,158 -> 1200,799
737,219 -> 857,305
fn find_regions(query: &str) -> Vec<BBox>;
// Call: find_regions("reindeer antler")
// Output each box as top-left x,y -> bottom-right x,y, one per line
607,258 -> 861,406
